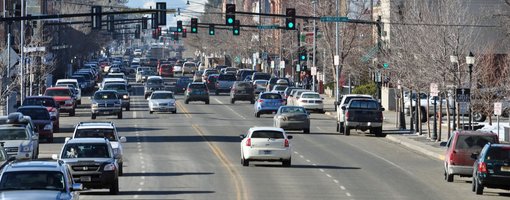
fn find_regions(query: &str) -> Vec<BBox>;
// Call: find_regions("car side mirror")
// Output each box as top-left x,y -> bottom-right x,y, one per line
65,137 -> 71,143
381,107 -> 385,111
239,134 -> 245,139
120,136 -> 127,143
50,116 -> 57,121
31,135 -> 39,140
71,183 -> 83,191
114,154 -> 121,159
287,135 -> 293,139
341,106 -> 346,110
471,153 -> 479,160
51,154 -> 59,160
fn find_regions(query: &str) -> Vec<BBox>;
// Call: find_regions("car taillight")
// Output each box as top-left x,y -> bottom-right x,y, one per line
187,88 -> 192,93
258,99 -> 264,103
246,138 -> 251,147
345,111 -> 350,120
284,139 -> 289,147
478,162 -> 487,173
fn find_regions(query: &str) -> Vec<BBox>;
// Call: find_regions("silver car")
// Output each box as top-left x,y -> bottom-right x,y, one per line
273,106 -> 310,133
148,91 -> 177,114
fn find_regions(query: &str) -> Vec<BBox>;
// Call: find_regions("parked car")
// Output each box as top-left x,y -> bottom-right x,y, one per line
254,92 -> 285,118
22,96 -> 60,132
472,143 -> 510,195
340,98 -> 385,137
444,130 -> 498,182
230,81 -> 255,104
175,77 -> 193,94
336,94 -> 375,133
240,127 -> 293,167
148,91 -> 177,114
215,74 -> 237,95
70,122 -> 127,175
185,82 -> 210,104
90,90 -> 123,119
0,160 -> 82,199
17,106 -> 55,143
55,79 -> 81,104
295,92 -> 324,113
273,106 -> 310,133
54,138 -> 120,194
44,87 -> 76,116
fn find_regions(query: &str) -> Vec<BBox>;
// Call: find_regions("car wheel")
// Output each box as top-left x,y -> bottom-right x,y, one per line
303,128 -> 310,134
47,136 -> 53,143
118,112 -> 123,119
118,163 -> 123,176
185,100 -> 189,104
475,177 -> 484,195
109,179 -> 119,195
344,126 -> 350,136
91,114 -> 96,119
250,100 -> 255,104
445,167 -> 454,182
69,109 -> 75,116
231,99 -> 235,104
282,159 -> 291,167
215,91 -> 219,95
77,100 -> 81,105
126,105 -> 130,111
54,126 -> 59,133
172,110 -> 177,114
241,157 -> 249,167
318,109 -> 324,114
256,112 -> 260,118
149,111 -> 153,114
473,112 -> 487,122
472,177 -> 476,192
338,122 -> 344,133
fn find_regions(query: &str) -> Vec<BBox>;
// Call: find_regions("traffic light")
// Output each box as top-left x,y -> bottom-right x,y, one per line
299,49 -> 307,61
209,24 -> 215,35
135,25 -> 141,39
142,17 -> 148,29
151,13 -> 159,29
233,20 -> 240,35
177,20 -> 183,32
91,6 -> 102,30
191,18 -> 198,33
156,2 -> 166,25
107,15 -> 114,32
225,4 -> 235,25
285,8 -> 296,30
182,28 -> 187,38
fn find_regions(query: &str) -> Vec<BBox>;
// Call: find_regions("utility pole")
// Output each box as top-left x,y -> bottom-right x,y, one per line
20,0 -> 25,102
334,0 -> 339,105
312,0 -> 317,92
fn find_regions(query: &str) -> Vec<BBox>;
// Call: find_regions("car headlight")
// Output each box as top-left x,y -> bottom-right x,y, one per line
278,116 -> 287,121
91,103 -> 98,108
20,145 -> 31,152
104,163 -> 116,171
49,111 -> 58,117
43,124 -> 53,130
64,100 -> 73,105
114,102 -> 121,106
169,102 -> 175,106
123,94 -> 129,99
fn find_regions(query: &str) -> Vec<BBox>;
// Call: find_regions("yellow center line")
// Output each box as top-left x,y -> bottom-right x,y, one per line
177,100 -> 247,200
176,101 -> 191,118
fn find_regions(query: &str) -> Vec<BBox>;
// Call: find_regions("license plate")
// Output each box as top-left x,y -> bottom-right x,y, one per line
102,111 -> 111,115
80,176 -> 91,182
501,166 -> 510,172
259,150 -> 272,155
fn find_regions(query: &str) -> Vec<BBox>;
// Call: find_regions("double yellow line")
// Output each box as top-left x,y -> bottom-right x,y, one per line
177,100 -> 248,200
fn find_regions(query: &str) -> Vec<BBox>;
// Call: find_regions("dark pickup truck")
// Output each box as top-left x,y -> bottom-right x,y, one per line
341,98 -> 385,137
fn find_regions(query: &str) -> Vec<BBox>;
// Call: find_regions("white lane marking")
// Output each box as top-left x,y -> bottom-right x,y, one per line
139,182 -> 144,186
299,155 -> 304,158
142,170 -> 146,173
137,142 -> 141,145
138,148 -> 142,152
340,186 -> 346,190
139,156 -> 144,160
141,176 -> 145,180
213,98 -> 247,119
358,148 -> 415,177
141,165 -> 145,169
138,188 -> 142,191
133,195 -> 138,199
306,159 -> 311,162
333,179 -> 339,184
319,169 -> 324,172
294,151 -> 299,154
326,174 -> 332,178
346,193 -> 351,197
312,163 -> 317,166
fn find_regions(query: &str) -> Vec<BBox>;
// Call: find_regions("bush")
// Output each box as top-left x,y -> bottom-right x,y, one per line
352,82 -> 377,97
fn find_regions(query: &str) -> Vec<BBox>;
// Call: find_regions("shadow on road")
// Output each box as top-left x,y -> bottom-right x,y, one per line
117,127 -> 165,132
125,135 -> 241,143
81,190 -> 215,196
123,172 -> 214,177
253,164 -> 361,170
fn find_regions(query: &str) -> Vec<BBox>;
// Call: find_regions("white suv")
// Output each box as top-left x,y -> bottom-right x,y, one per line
68,122 -> 126,175
336,94 -> 374,133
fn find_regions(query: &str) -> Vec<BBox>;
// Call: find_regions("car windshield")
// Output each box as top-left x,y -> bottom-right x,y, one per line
253,74 -> 271,80
273,86 -> 287,91
218,75 -> 236,81
486,147 -> 510,161
455,135 -> 496,150
261,93 -> 282,99
18,108 -> 50,120
62,143 -> 110,158
75,129 -> 116,141
106,74 -> 124,79
45,89 -> 71,97
251,131 -> 284,139
147,79 -> 163,85
280,107 -> 306,114
23,99 -> 55,107
348,100 -> 379,109
189,84 -> 206,89
178,77 -> 191,83
0,129 -> 28,140
254,80 -> 268,86
142,71 -> 156,75
302,93 -> 320,99
94,92 -> 117,100
343,96 -> 372,105
103,84 -> 126,92
236,83 -> 252,89
208,76 -> 218,82
57,82 -> 77,87
184,63 -> 196,67
151,93 -> 174,99
0,171 -> 65,191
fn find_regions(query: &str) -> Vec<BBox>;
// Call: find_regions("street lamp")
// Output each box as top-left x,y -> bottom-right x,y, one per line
449,55 -> 459,135
466,52 -> 475,130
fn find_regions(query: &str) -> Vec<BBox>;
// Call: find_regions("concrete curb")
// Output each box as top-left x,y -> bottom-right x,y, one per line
386,135 -> 445,161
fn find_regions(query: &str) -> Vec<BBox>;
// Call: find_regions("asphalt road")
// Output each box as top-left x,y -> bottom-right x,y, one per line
38,77 -> 510,200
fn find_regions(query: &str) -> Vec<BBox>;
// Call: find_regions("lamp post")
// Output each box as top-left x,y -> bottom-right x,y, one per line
449,55 -> 459,135
466,52 -> 475,130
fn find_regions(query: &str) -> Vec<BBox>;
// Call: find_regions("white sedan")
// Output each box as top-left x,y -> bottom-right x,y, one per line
296,92 -> 324,113
240,127 -> 292,167
148,91 -> 176,114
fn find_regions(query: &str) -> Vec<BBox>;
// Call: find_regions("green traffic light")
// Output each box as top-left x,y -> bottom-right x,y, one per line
288,22 -> 294,28
209,30 -> 214,35
383,63 -> 389,69
234,29 -> 239,35
228,18 -> 234,24
192,28 -> 197,32
177,28 -> 182,32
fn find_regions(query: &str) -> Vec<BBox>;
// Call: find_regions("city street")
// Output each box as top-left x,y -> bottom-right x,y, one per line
38,80 -> 510,200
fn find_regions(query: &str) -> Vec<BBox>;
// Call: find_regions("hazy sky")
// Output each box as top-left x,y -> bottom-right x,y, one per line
126,0 -> 207,28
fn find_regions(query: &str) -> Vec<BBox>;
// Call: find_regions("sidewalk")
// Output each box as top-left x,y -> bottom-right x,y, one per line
321,94 -> 447,161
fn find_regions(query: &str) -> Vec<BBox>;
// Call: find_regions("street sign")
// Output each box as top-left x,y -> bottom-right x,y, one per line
456,88 -> 471,102
334,55 -> 340,66
430,83 -> 439,97
320,16 -> 349,22
495,102 -> 503,116
296,64 -> 300,72
279,61 -> 285,69
459,102 -> 469,115
270,61 -> 275,69
311,67 -> 317,75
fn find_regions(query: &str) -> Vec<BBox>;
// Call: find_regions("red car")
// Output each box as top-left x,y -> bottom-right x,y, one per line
44,87 -> 76,116
158,64 -> 174,77
444,130 -> 498,182
22,96 -> 60,132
